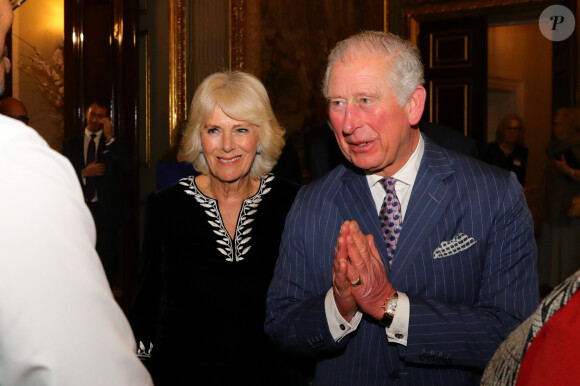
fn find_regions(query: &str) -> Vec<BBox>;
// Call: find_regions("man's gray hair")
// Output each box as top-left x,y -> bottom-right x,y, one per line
322,31 -> 425,107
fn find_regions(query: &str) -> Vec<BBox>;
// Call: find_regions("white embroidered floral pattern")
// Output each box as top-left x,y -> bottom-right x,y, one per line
137,340 -> 153,358
180,174 -> 275,262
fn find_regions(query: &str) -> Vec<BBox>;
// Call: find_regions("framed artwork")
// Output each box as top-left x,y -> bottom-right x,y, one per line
169,0 -> 385,149
256,0 -> 385,136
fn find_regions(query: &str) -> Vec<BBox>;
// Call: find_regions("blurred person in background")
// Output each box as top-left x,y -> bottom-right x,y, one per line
0,96 -> 29,125
0,0 -> 152,383
539,107 -> 580,291
481,113 -> 528,186
62,98 -> 132,285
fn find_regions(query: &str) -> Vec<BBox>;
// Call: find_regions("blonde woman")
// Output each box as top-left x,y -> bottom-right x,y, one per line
130,71 -> 304,385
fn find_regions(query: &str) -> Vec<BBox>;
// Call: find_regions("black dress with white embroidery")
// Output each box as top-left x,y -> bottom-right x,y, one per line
129,174 -> 301,385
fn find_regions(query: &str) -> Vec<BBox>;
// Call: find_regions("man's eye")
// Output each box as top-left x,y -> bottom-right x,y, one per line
329,100 -> 346,110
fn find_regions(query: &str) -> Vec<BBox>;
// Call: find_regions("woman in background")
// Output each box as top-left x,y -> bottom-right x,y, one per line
481,113 -> 528,186
129,71 -> 306,385
538,107 -> 580,290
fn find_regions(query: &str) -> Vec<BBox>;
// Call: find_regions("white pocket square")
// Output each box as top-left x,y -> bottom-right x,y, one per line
433,233 -> 477,259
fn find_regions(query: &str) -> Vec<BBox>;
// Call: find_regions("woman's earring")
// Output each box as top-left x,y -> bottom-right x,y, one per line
256,144 -> 262,155
199,147 -> 203,154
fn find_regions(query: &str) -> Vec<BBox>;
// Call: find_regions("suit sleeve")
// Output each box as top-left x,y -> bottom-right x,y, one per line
265,189 -> 349,358
61,137 -> 85,184
400,173 -> 539,369
103,138 -> 133,174
128,192 -> 165,367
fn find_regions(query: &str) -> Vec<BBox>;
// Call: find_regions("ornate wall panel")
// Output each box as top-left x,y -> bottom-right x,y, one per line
64,0 -> 139,310
169,0 -> 187,142
190,0 -> 229,100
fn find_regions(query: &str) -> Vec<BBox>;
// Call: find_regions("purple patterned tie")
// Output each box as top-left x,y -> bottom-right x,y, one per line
379,177 -> 403,264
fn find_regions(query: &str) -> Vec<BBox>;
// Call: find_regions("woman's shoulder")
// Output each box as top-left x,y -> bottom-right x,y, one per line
148,176 -> 199,205
265,173 -> 301,195
483,141 -> 499,148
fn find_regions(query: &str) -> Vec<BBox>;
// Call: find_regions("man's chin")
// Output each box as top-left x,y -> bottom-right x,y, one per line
349,156 -> 382,173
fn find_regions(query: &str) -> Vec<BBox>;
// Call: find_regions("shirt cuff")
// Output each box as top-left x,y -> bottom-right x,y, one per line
385,291 -> 409,346
324,288 -> 362,342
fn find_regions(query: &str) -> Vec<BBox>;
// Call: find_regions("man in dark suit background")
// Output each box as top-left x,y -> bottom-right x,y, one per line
265,31 -> 538,385
62,98 -> 131,285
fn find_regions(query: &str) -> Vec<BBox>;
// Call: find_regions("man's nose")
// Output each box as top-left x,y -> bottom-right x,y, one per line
342,105 -> 361,135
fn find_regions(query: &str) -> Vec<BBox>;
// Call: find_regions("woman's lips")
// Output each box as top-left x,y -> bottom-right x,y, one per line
217,155 -> 242,163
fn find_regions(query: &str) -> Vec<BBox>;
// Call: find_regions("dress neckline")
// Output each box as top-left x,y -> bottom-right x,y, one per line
179,174 -> 276,262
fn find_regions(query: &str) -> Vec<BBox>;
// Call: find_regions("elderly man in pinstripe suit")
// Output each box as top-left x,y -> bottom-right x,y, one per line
265,31 -> 539,385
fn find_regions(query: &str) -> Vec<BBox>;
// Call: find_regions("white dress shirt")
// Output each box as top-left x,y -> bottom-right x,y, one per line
84,128 -> 103,163
326,135 -> 425,346
0,116 -> 152,385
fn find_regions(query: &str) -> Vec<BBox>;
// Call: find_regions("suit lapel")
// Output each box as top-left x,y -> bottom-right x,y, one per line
331,138 -> 458,280
389,136 -> 456,283
73,133 -> 86,167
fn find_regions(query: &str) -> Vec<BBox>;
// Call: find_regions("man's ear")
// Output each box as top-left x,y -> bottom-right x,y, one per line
405,85 -> 426,126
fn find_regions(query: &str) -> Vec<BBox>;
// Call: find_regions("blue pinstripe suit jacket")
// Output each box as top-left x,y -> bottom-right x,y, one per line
265,135 -> 539,385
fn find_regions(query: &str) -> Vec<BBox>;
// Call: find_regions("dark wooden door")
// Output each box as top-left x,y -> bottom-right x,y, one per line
64,0 -> 139,312
418,16 -> 487,146
552,0 -> 577,113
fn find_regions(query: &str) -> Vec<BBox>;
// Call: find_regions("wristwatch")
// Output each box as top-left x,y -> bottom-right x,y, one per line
379,292 -> 398,328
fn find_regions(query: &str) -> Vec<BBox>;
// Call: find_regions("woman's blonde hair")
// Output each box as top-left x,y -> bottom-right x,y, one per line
181,71 -> 286,179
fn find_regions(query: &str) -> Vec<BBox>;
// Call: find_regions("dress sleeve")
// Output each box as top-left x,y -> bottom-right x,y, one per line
128,192 -> 165,365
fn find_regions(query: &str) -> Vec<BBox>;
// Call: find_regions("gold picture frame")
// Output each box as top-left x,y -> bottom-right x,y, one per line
168,0 -> 387,147
168,0 -> 187,143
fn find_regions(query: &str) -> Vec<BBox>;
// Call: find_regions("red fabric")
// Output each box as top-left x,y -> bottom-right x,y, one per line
516,289 -> 580,385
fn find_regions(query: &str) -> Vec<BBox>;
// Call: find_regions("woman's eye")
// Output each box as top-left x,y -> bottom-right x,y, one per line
236,127 -> 248,133
207,127 -> 219,134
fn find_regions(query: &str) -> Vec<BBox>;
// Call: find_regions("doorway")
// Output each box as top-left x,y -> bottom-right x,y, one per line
487,21 -> 553,231
487,22 -> 552,189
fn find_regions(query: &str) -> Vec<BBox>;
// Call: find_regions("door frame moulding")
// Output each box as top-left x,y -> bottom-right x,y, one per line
401,0 -> 552,44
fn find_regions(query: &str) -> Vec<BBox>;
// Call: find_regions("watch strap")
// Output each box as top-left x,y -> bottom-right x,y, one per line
378,292 -> 398,328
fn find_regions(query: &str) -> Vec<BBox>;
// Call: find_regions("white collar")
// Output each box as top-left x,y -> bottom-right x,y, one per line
84,128 -> 103,139
366,134 -> 424,188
